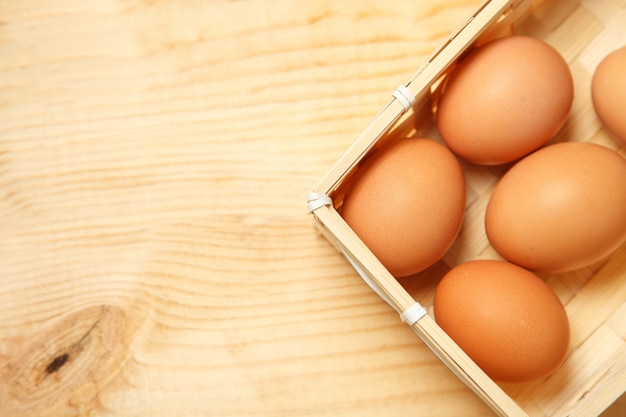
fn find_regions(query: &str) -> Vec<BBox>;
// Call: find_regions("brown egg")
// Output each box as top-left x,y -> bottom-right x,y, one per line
592,45 -> 626,145
486,142 -> 626,273
434,260 -> 570,383
341,138 -> 465,277
437,36 -> 574,165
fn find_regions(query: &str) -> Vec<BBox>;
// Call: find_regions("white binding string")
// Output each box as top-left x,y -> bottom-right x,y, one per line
307,192 -> 333,213
307,191 -> 428,326
400,302 -> 428,326
392,84 -> 416,110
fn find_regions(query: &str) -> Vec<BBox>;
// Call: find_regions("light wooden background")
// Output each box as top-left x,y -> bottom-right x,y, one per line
0,1 -> 624,416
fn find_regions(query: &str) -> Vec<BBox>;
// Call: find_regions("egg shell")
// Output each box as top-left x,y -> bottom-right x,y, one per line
434,260 -> 570,383
485,142 -> 626,273
592,45 -> 626,145
437,35 -> 574,165
341,138 -> 466,277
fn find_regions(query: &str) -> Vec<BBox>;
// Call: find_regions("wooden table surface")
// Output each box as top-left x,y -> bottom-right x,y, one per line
0,1 -> 624,416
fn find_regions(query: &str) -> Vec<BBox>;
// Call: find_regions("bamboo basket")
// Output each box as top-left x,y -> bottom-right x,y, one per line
307,0 -> 626,416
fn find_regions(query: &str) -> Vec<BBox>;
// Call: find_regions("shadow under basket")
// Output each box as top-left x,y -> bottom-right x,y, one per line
307,0 -> 626,416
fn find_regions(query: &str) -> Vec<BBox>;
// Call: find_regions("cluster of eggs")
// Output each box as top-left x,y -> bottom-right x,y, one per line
340,36 -> 626,383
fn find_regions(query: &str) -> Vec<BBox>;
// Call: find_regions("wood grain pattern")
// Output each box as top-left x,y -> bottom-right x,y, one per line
0,1 -> 624,416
